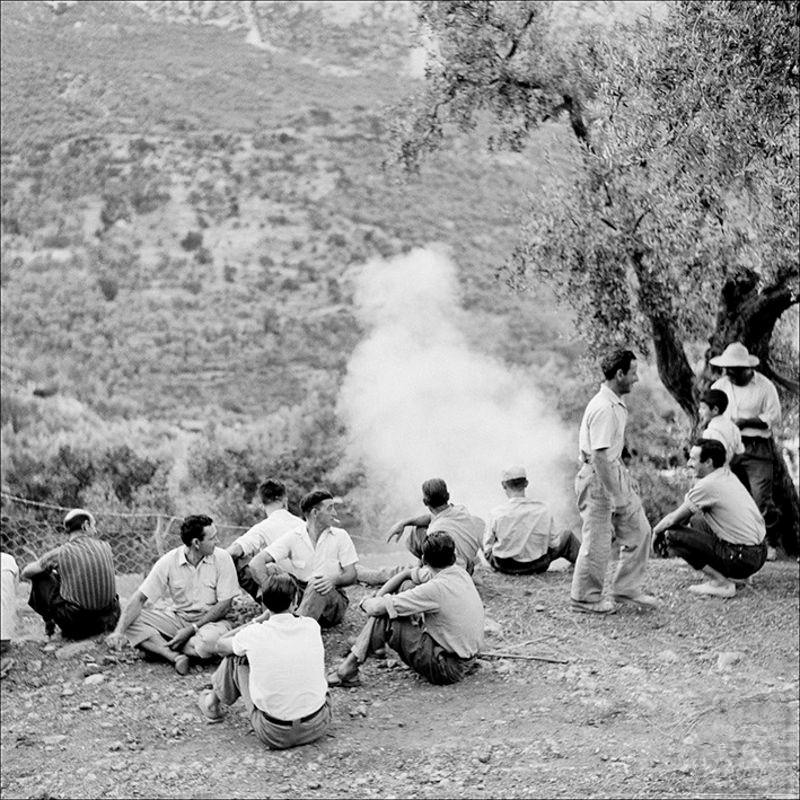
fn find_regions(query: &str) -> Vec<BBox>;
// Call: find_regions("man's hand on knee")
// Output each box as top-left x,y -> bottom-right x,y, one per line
310,575 -> 334,595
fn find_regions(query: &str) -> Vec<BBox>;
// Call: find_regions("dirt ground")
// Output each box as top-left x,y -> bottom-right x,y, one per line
1,558 -> 798,800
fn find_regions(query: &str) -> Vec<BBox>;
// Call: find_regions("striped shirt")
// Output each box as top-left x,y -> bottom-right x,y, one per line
51,535 -> 116,610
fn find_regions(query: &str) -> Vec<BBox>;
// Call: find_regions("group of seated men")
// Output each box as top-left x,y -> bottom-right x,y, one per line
7,430 -> 773,749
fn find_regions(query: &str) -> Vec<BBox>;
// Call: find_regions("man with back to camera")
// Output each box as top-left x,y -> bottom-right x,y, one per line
247,489 -> 358,628
20,508 -> 120,639
105,514 -> 239,675
709,342 -> 782,558
328,531 -> 484,688
484,466 -> 581,574
226,478 -> 303,600
197,572 -> 332,749
653,438 -> 767,598
571,348 -> 657,614
385,478 -> 484,575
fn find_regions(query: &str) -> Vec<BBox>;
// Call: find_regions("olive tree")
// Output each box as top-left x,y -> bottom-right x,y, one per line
393,0 -> 799,550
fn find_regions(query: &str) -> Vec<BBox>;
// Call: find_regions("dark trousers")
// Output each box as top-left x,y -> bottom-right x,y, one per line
352,615 -> 471,685
232,553 -> 262,602
737,437 -> 780,544
28,571 -> 120,640
489,531 -> 582,575
665,517 -> 767,580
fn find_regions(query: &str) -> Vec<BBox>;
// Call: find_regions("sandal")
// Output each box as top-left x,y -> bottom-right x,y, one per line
197,692 -> 224,723
326,668 -> 361,688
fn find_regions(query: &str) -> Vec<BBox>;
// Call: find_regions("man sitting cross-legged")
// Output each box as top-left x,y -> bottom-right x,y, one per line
484,466 -> 581,575
248,490 -> 358,629
328,531 -> 484,688
652,439 -> 767,599
105,515 -> 239,675
197,573 -> 332,750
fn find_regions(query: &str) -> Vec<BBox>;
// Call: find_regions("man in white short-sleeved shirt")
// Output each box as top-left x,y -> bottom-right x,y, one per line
198,573 -> 331,750
106,515 -> 239,675
226,478 -> 302,600
709,342 -> 782,557
249,490 -> 358,628
571,349 -> 656,614
653,439 -> 767,598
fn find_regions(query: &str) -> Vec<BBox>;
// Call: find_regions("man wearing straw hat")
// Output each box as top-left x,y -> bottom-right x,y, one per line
20,508 -> 120,640
710,342 -> 782,557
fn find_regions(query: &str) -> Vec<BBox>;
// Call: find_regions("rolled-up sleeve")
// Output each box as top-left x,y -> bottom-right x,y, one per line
265,531 -> 294,563
337,533 -> 359,568
214,550 -> 240,602
383,581 -> 442,619
138,554 -> 169,603
759,381 -> 781,431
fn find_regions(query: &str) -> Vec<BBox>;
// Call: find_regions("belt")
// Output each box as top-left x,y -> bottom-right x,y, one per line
261,702 -> 326,727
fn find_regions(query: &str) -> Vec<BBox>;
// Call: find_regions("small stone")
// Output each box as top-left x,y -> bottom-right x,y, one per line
55,641 -> 97,661
657,650 -> 679,663
483,617 -> 502,636
84,673 -> 105,686
60,688 -> 75,698
43,734 -> 67,746
534,605 -> 546,612
109,741 -> 123,751
477,752 -> 491,764
716,651 -> 744,671
78,701 -> 93,710
29,660 -> 43,673
308,782 -> 321,790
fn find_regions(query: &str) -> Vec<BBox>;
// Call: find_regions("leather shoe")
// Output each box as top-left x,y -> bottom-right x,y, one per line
570,598 -> 619,615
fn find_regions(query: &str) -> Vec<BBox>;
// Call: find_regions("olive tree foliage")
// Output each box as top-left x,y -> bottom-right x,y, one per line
394,0 -> 799,425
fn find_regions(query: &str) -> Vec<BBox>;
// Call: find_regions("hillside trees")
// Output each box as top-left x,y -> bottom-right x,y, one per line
395,0 -> 799,549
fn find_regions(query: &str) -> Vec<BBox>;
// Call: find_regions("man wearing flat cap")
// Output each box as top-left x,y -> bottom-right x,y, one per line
484,466 -> 581,574
710,343 -> 782,556
20,508 -> 120,639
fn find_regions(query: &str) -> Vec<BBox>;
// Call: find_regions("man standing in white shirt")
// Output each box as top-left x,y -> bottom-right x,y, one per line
571,348 -> 657,614
248,490 -> 358,628
198,572 -> 331,749
226,479 -> 303,600
485,466 -> 581,574
710,342 -> 782,557
653,439 -> 767,598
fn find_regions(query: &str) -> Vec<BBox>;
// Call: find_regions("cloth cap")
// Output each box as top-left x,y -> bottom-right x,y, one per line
63,508 -> 95,527
709,343 -> 759,368
501,465 -> 527,481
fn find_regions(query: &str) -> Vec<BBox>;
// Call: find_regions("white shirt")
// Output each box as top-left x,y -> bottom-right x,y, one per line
139,546 -> 239,619
265,524 -> 358,582
233,613 -> 327,719
231,508 -> 304,562
1,553 -> 19,641
579,383 -> 628,462
485,497 -> 557,561
702,416 -> 745,463
711,373 -> 781,438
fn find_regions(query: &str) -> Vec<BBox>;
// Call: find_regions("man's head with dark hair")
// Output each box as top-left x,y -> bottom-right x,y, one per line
300,489 -> 334,519
695,438 -> 727,469
260,573 -> 297,614
422,478 -> 449,509
688,438 -> 726,479
699,389 -> 729,417
600,348 -> 637,380
180,514 -> 215,547
63,508 -> 95,534
421,531 -> 457,570
258,479 -> 286,506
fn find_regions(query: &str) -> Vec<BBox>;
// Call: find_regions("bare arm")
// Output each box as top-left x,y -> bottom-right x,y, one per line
166,597 -> 234,650
593,448 -> 623,503
20,547 -> 60,581
386,513 -> 432,543
247,549 -> 276,590
105,591 -> 148,649
652,501 -> 694,537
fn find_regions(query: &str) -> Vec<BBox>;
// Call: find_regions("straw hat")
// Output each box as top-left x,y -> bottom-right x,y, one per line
709,342 -> 759,368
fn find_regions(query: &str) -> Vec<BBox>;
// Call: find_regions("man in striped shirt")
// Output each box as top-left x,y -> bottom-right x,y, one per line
21,508 -> 120,640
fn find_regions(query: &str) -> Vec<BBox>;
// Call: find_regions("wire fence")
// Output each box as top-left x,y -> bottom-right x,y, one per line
0,493 -> 251,576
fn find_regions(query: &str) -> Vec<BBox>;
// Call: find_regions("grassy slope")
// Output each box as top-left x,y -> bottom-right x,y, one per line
1,0 -> 580,424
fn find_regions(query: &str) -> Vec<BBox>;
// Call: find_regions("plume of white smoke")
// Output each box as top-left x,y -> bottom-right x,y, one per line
338,247 -> 577,542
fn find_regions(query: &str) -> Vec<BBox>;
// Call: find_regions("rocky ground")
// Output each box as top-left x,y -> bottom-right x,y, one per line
1,558 -> 798,800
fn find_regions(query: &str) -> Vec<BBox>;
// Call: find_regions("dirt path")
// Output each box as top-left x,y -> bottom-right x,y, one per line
2,560 -> 798,799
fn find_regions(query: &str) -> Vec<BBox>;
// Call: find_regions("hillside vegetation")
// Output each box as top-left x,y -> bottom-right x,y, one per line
1,0 -> 693,543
